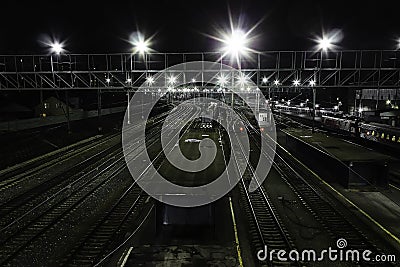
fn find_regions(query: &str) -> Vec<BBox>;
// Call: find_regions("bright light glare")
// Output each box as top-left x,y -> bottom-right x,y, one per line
222,30 -> 247,57
262,77 -> 268,84
211,24 -> 259,66
126,78 -> 132,83
273,79 -> 280,86
136,40 -> 149,54
314,29 -> 343,52
293,79 -> 300,86
51,42 -> 63,54
317,37 -> 332,51
309,80 -> 316,86
217,74 -> 228,87
146,76 -> 155,85
191,78 -> 196,83
168,75 -> 177,85
106,78 -> 111,83
131,32 -> 152,55
236,74 -> 248,86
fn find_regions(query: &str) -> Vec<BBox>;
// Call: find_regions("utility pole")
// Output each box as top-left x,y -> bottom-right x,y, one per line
97,88 -> 102,132
66,90 -> 70,133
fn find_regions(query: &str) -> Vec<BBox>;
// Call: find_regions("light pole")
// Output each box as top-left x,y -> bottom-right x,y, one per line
218,28 -> 250,115
310,33 -> 335,133
49,41 -> 71,133
129,33 -> 151,124
310,79 -> 316,133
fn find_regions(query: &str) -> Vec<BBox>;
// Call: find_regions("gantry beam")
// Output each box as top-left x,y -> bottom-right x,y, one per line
0,50 -> 399,91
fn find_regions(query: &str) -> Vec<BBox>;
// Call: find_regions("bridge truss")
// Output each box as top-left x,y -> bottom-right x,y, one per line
0,50 -> 400,92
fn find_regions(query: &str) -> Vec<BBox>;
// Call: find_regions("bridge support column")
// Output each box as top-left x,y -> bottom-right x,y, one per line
127,91 -> 131,124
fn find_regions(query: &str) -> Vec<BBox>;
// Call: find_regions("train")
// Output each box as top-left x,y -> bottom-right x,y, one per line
274,104 -> 400,149
232,108 -> 275,135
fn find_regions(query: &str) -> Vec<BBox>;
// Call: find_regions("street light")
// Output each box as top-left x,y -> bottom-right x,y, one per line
293,79 -> 300,86
273,79 -> 280,86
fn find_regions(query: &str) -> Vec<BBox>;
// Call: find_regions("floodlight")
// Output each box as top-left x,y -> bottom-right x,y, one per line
317,37 -> 333,51
146,76 -> 155,85
217,74 -> 228,87
223,29 -> 247,58
51,42 -> 63,54
131,32 -> 152,55
168,75 -> 177,85
236,74 -> 248,86
262,77 -> 268,84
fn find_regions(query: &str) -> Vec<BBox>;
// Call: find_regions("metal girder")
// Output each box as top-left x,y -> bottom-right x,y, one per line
0,50 -> 399,91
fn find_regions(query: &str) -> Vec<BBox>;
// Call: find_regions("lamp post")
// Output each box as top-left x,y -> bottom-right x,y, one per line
310,33 -> 335,133
310,79 -> 316,133
49,41 -> 71,133
128,33 -> 151,124
219,29 -> 250,116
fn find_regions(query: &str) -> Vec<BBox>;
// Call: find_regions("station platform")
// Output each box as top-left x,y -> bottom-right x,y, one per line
279,128 -> 400,249
281,128 -> 397,188
118,245 -> 238,267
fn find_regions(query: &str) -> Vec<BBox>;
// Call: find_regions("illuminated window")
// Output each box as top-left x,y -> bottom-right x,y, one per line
381,133 -> 385,138
44,103 -> 49,109
392,136 -> 396,142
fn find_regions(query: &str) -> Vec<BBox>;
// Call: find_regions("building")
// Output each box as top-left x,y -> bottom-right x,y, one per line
34,96 -> 75,117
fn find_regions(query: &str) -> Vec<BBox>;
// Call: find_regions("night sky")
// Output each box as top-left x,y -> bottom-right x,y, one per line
1,0 -> 400,54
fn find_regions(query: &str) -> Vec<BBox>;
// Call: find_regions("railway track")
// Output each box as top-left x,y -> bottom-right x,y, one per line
220,127 -> 298,266
251,125 -> 397,266
0,104 -> 192,266
231,107 -> 397,265
0,113 -> 170,231
61,187 -> 147,267
0,107 -> 176,221
57,104 -> 200,266
272,147 -> 395,266
0,109 -> 171,193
